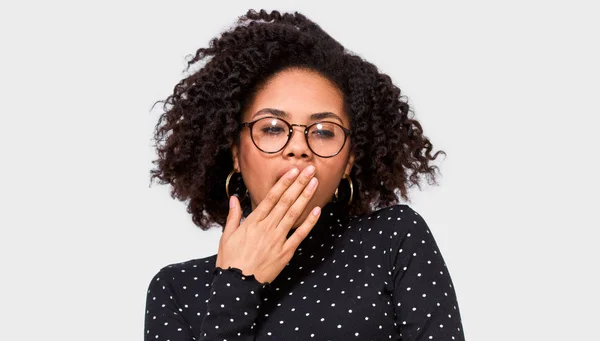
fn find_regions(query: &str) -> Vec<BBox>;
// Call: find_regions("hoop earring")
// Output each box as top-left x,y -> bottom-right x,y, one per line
225,169 -> 248,201
334,174 -> 353,207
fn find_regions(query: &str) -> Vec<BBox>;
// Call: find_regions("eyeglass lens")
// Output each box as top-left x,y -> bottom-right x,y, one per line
251,117 -> 346,156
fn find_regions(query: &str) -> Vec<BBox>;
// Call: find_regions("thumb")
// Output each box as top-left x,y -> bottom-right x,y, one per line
222,195 -> 242,239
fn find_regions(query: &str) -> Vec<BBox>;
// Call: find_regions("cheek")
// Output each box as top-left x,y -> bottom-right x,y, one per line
238,138 -> 272,197
238,135 -> 260,168
315,161 -> 346,197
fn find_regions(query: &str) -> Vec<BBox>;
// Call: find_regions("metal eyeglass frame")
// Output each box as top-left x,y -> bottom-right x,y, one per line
240,116 -> 352,158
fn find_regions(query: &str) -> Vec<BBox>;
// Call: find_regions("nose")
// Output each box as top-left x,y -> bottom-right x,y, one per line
282,125 -> 313,158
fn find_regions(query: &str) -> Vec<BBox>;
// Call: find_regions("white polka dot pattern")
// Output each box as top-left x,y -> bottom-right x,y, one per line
144,203 -> 465,340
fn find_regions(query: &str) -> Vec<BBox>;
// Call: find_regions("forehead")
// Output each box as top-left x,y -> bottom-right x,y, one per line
244,69 -> 347,123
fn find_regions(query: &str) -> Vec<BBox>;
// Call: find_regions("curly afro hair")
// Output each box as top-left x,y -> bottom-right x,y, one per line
149,9 -> 446,230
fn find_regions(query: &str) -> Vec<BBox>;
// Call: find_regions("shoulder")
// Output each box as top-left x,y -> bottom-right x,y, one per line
348,204 -> 431,237
349,203 -> 424,225
148,254 -> 218,287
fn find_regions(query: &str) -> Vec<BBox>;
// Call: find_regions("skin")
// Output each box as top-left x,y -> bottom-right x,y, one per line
231,67 -> 355,228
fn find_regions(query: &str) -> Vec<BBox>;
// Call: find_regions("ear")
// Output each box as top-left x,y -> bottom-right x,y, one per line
231,143 -> 240,171
344,151 -> 355,176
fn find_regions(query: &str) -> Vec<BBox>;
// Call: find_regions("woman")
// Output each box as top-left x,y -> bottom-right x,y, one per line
146,9 -> 465,340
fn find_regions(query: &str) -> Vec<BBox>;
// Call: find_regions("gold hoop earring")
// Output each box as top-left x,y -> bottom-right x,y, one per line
334,173 -> 353,207
226,169 -> 248,201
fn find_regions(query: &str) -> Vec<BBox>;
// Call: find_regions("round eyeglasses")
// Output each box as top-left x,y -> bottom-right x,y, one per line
240,116 -> 351,158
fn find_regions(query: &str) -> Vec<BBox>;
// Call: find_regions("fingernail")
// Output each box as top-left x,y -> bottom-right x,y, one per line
304,165 -> 315,175
288,168 -> 299,178
230,196 -> 236,208
309,177 -> 318,189
312,206 -> 321,216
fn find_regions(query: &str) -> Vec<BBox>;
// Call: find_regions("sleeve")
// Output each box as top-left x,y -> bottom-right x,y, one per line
196,266 -> 271,340
144,267 -> 194,341
144,266 -> 270,341
387,206 -> 466,341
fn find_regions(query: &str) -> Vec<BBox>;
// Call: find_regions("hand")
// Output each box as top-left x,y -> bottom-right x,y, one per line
215,166 -> 321,284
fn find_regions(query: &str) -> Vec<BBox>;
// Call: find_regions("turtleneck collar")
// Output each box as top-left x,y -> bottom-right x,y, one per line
287,200 -> 349,247
240,200 -> 350,245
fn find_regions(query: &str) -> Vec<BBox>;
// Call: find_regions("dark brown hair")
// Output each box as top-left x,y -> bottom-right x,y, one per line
149,9 -> 446,230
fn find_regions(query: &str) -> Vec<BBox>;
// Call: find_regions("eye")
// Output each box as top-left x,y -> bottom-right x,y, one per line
310,123 -> 336,139
261,126 -> 285,135
312,129 -> 335,138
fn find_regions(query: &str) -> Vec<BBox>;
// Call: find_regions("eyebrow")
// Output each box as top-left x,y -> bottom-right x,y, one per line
251,108 -> 344,125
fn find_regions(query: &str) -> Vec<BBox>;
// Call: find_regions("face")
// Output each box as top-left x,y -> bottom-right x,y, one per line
231,68 -> 355,228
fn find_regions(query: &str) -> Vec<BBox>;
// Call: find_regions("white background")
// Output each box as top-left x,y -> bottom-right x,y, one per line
1,0 -> 599,340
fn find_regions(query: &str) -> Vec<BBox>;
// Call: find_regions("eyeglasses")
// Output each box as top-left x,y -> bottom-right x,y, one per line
240,116 -> 351,158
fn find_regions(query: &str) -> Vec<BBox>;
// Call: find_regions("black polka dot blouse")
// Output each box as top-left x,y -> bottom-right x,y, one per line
144,202 -> 465,340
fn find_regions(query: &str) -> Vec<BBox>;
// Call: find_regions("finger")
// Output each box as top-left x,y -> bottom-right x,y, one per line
283,205 -> 321,252
267,165 -> 316,226
251,167 -> 300,221
222,195 -> 242,240
277,176 -> 318,232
